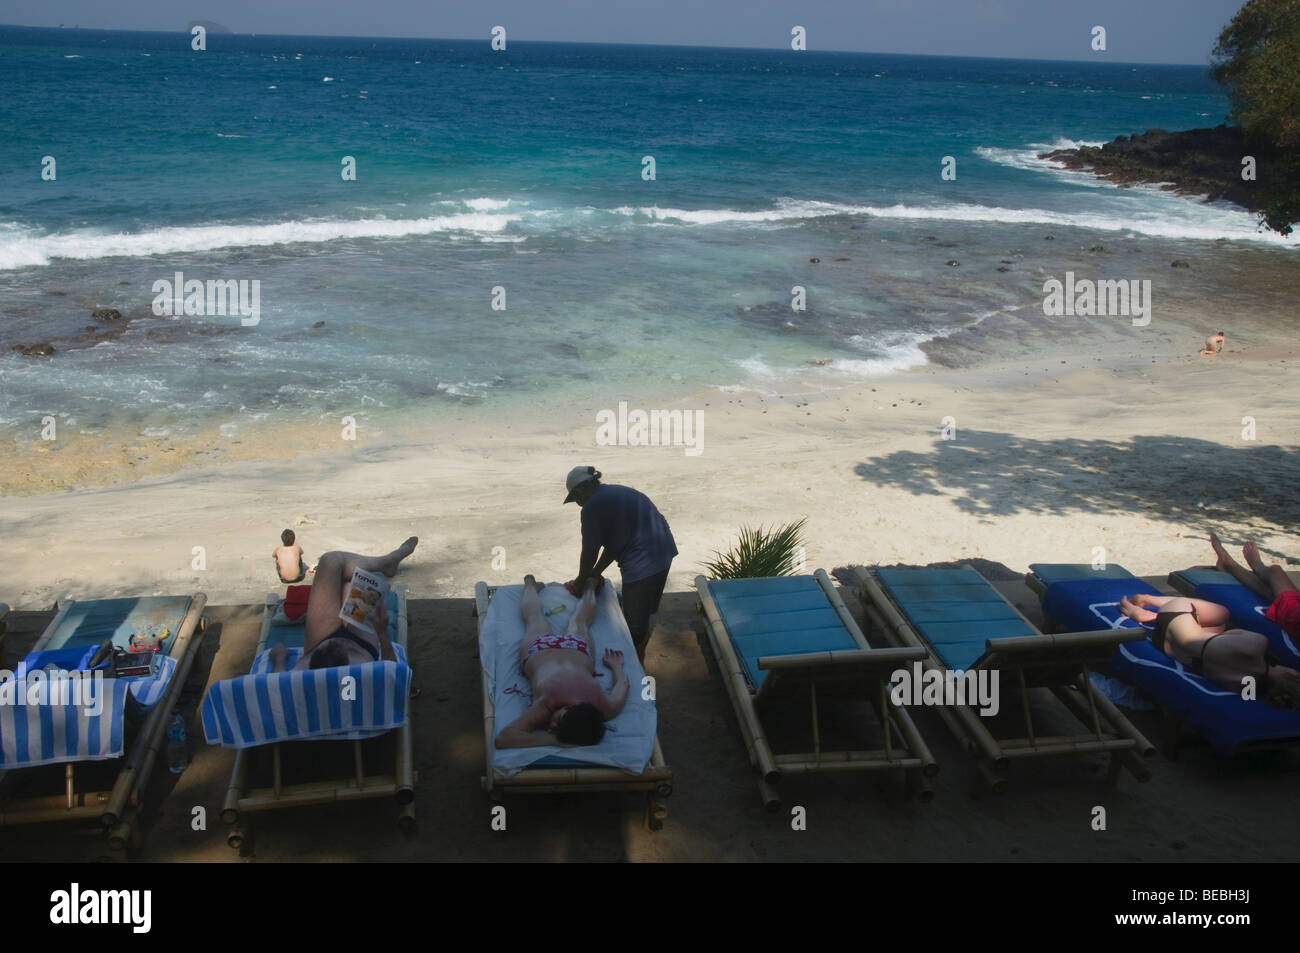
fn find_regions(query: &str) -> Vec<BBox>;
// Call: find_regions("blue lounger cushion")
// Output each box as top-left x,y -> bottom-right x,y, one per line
706,575 -> 858,689
875,567 -> 1036,672
1169,569 -> 1300,666
1034,567 -> 1300,756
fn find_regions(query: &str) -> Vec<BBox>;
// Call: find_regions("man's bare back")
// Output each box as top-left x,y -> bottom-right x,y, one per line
274,543 -> 305,583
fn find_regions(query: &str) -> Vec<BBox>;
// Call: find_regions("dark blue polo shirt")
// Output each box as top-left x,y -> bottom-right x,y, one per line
580,484 -> 677,584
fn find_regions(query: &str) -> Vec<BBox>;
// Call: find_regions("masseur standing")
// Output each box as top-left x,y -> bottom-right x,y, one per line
564,466 -> 677,662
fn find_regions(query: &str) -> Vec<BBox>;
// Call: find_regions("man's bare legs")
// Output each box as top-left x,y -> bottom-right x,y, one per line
1243,541 -> 1299,599
304,537 -> 418,650
1210,534 -> 1298,601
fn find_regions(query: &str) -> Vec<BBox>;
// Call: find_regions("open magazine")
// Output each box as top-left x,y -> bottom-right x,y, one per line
338,568 -> 390,639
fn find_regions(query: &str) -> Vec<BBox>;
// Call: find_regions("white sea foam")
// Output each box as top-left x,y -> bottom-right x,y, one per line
975,138 -> 1108,182
5,182 -> 1290,272
0,212 -> 523,269
611,195 -> 1291,245
462,197 -> 511,211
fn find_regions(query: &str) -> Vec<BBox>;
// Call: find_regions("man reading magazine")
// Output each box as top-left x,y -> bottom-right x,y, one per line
269,538 -> 417,671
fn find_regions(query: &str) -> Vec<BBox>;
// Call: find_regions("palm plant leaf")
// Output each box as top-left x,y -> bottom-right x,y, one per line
702,518 -> 809,579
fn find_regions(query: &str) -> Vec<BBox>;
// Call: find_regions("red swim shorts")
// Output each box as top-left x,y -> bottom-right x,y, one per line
1265,590 -> 1300,637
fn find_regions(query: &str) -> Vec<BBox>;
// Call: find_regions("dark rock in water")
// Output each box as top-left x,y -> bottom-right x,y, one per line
84,325 -> 98,332
44,289 -> 68,296
935,241 -> 958,248
809,257 -> 820,263
1044,235 -> 1054,241
1000,259 -> 1013,264
118,281 -> 130,286
833,257 -> 850,261
946,260 -> 960,267
1041,125 -> 1295,215
1089,245 -> 1106,252
312,320 -> 325,328
923,236 -> 936,241
12,341 -> 55,356
996,266 -> 1010,272
1171,259 -> 1190,268
92,308 -> 122,322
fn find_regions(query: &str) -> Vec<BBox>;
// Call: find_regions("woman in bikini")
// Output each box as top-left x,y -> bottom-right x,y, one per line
1119,593 -> 1300,707
494,575 -> 629,748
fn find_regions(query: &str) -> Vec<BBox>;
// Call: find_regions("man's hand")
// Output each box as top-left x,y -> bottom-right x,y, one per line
566,576 -> 604,597
269,643 -> 289,672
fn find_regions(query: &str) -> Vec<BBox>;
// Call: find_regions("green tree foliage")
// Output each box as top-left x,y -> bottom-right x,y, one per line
1210,0 -> 1300,234
1211,0 -> 1300,148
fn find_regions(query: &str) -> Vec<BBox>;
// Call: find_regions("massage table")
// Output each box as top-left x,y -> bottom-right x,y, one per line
474,581 -> 672,830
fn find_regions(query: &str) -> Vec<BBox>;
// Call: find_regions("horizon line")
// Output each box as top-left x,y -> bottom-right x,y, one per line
0,22 -> 1214,69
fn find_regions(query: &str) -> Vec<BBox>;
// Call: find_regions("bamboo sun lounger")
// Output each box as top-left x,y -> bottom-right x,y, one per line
855,565 -> 1154,793
474,581 -> 673,830
695,570 -> 937,810
1027,563 -> 1300,757
202,588 -> 416,852
0,594 -> 208,852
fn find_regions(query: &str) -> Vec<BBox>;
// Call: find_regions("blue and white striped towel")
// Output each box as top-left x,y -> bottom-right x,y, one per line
0,676 -> 132,768
15,652 -> 178,712
201,644 -> 410,749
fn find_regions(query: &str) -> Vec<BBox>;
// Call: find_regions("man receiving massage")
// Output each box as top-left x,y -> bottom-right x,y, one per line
495,575 -> 630,748
268,537 -> 418,671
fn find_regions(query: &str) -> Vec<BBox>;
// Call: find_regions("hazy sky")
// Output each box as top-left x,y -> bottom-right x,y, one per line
1,0 -> 1246,64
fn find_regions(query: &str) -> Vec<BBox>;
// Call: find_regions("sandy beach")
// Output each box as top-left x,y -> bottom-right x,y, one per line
3,320 -> 1299,863
4,329 -> 1297,611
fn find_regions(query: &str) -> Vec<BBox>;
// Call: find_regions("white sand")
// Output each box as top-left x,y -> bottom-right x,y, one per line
5,343 -> 1296,609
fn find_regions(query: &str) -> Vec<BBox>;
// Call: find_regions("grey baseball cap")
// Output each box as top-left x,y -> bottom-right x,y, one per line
564,465 -> 600,503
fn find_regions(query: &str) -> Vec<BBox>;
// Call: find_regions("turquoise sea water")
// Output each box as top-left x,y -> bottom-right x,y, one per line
0,27 -> 1295,442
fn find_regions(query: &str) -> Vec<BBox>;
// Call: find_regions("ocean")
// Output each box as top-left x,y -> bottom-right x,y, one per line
0,26 -> 1295,455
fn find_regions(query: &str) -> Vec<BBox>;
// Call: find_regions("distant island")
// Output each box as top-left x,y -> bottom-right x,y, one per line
1041,126 -> 1293,216
187,20 -> 233,34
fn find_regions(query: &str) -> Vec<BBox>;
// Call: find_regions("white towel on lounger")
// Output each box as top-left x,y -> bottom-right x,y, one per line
480,582 -> 657,778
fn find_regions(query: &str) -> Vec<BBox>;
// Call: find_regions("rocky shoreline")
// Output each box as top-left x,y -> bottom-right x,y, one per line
1042,125 -> 1293,215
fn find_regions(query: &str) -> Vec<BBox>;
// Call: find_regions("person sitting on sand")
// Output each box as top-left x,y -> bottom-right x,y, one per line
269,537 -> 417,672
1199,331 -> 1225,356
1209,533 -> 1300,638
1118,591 -> 1300,707
273,529 -> 308,584
494,575 -> 629,748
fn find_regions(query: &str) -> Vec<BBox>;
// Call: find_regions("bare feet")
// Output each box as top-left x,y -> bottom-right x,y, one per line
1119,596 -> 1156,623
523,574 -> 544,592
1243,541 -> 1267,576
1209,533 -> 1234,572
378,537 -> 419,577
